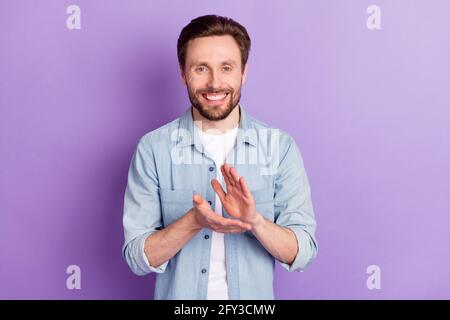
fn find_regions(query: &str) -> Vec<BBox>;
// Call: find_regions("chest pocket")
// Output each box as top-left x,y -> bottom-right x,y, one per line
242,188 -> 275,239
159,188 -> 193,226
251,188 -> 275,221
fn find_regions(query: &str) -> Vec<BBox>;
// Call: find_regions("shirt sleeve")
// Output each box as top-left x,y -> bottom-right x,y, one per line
122,135 -> 169,275
274,134 -> 318,272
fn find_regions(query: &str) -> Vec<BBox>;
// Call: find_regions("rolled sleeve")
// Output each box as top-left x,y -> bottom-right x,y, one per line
140,232 -> 169,273
274,134 -> 318,272
279,226 -> 317,272
122,135 -> 168,276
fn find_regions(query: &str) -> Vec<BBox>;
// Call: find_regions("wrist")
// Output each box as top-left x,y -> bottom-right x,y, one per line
187,208 -> 203,232
249,212 -> 265,231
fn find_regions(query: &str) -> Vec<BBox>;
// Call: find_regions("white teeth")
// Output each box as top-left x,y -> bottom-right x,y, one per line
205,93 -> 227,101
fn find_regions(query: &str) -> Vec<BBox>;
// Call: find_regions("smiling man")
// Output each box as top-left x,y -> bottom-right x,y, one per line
122,15 -> 317,300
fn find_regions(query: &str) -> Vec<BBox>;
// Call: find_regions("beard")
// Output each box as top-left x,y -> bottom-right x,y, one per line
187,83 -> 242,121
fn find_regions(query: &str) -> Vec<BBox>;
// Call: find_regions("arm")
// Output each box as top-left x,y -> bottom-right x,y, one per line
143,209 -> 201,268
123,137 -> 250,275
213,135 -> 317,272
122,136 -> 167,275
249,214 -> 298,265
212,164 -> 297,265
271,136 -> 317,272
145,194 -> 252,268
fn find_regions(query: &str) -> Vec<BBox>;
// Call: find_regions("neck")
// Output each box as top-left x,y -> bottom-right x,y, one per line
192,105 -> 240,134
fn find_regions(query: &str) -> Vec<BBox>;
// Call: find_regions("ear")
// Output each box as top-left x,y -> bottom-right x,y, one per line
179,65 -> 187,85
241,63 -> 249,85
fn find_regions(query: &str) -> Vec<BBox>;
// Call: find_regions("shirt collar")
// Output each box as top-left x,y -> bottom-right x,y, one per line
176,104 -> 257,150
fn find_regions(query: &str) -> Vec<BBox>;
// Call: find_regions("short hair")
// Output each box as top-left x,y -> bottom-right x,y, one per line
177,15 -> 251,70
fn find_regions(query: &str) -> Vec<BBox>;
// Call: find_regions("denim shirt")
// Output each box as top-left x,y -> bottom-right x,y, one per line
122,105 -> 318,300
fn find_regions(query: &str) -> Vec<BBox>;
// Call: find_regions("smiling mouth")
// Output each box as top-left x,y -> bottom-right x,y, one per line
201,92 -> 229,101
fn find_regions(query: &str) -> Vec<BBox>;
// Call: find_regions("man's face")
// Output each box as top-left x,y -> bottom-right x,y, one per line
181,35 -> 248,121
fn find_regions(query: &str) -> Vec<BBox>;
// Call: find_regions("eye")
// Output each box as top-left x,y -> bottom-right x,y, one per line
196,66 -> 208,73
222,65 -> 232,72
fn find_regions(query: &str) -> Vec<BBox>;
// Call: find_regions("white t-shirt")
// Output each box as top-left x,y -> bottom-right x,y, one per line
196,124 -> 238,300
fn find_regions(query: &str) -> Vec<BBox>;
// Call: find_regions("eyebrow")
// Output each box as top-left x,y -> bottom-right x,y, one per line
191,59 -> 237,67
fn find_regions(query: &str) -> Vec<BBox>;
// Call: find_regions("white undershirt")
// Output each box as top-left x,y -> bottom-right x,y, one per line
196,124 -> 238,300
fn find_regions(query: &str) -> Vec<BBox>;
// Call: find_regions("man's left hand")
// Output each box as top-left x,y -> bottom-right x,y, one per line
211,163 -> 263,230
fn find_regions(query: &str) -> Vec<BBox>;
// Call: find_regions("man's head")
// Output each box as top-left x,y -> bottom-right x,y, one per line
177,15 -> 251,121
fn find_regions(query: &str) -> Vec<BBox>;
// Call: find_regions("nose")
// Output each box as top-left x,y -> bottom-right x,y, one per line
207,69 -> 221,89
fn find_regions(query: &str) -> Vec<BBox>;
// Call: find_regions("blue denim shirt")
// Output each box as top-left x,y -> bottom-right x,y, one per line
122,105 -> 318,299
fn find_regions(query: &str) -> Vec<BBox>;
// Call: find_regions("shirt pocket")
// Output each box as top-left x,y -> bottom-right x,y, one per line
243,188 -> 275,239
251,188 -> 275,221
159,188 -> 194,226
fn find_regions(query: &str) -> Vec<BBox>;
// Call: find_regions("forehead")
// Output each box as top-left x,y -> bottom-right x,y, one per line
185,35 -> 241,65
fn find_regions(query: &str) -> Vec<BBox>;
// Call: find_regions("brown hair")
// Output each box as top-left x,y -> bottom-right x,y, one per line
177,15 -> 251,71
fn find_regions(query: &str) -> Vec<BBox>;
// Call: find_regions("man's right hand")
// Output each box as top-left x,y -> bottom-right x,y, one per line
190,194 -> 252,233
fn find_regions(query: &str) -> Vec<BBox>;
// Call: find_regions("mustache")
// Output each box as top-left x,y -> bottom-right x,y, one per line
196,87 -> 233,95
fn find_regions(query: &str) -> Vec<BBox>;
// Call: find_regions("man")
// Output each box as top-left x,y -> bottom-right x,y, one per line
122,14 -> 317,300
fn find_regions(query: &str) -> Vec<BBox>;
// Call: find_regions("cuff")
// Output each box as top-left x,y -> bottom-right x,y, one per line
137,232 -> 169,274
279,227 -> 317,272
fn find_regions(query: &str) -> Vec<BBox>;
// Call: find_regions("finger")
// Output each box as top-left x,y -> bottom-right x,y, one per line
220,165 -> 233,192
229,167 -> 240,184
239,176 -> 252,199
214,218 -> 242,228
193,193 -> 211,210
209,215 -> 242,227
213,222 -> 249,232
242,222 -> 252,230
214,216 -> 252,230
193,193 -> 204,205
229,167 -> 243,192
211,179 -> 226,204
211,219 -> 252,233
215,227 -> 247,234
224,164 -> 237,188
221,163 -> 234,191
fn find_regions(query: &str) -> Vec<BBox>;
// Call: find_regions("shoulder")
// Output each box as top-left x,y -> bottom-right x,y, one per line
140,114 -> 184,144
247,113 -> 296,152
136,115 -> 183,152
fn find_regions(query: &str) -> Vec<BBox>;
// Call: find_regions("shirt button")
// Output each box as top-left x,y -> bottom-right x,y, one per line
204,234 -> 209,239
209,166 -> 214,172
201,268 -> 207,274
207,200 -> 212,205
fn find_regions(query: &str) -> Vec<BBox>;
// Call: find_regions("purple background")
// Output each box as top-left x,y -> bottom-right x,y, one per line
1,0 -> 449,299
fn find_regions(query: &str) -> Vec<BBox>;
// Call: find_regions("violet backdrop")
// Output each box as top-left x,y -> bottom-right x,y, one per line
1,0 -> 449,299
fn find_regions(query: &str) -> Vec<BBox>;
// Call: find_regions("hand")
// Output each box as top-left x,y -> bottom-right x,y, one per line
211,163 -> 262,230
190,193 -> 252,233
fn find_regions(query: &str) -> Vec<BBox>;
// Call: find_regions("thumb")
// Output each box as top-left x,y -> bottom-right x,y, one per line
192,193 -> 205,206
